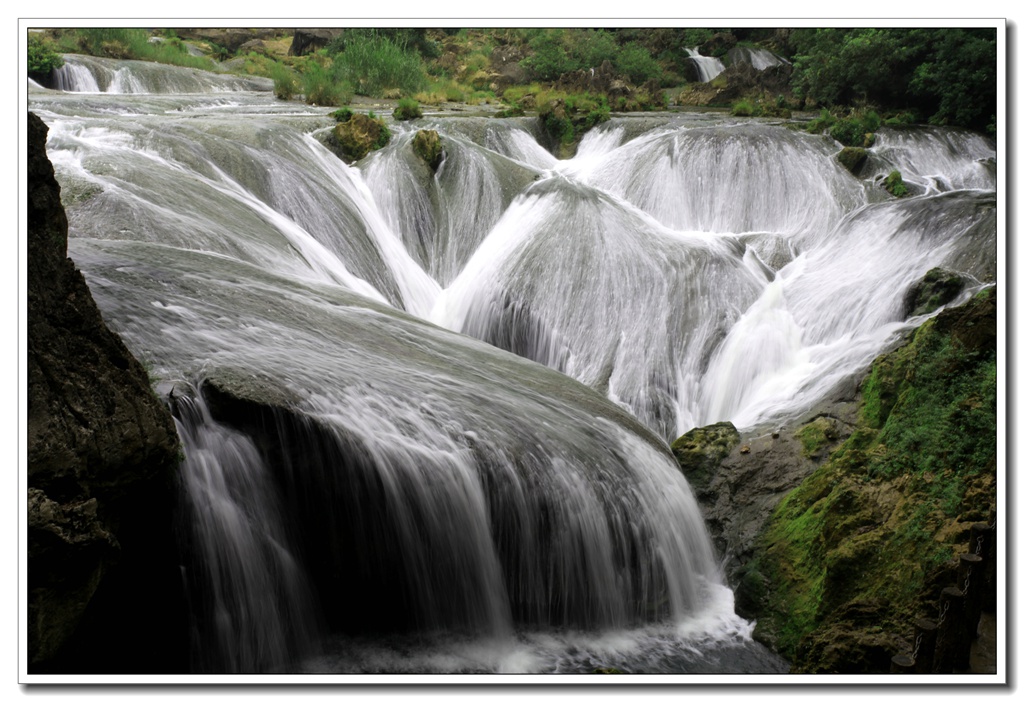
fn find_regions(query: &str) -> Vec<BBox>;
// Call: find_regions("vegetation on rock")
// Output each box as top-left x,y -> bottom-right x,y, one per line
883,170 -> 909,198
836,146 -> 868,175
333,111 -> 391,162
670,422 -> 741,495
538,92 -> 610,158
411,129 -> 444,171
743,289 -> 996,672
393,97 -> 423,121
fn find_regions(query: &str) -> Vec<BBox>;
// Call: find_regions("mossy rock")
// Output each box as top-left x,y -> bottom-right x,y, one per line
795,416 -> 840,459
902,267 -> 965,318
412,129 -> 444,172
882,169 -> 909,198
793,601 -> 905,674
836,147 -> 868,176
670,421 -> 740,493
749,291 -> 997,670
333,112 -> 391,163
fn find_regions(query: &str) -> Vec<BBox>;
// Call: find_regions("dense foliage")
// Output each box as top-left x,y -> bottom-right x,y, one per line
790,28 -> 996,133
27,34 -> 64,75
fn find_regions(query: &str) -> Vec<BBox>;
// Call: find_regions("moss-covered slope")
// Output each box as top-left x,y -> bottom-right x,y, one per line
743,289 -> 996,672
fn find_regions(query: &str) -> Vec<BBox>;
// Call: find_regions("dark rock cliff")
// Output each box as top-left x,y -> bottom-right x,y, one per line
27,111 -> 186,672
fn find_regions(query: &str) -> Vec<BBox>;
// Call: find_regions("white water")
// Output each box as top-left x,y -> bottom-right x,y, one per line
727,46 -> 790,70
686,48 -> 726,82
29,57 -> 995,675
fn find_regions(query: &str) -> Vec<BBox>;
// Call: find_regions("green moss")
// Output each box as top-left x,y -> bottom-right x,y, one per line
795,417 -> 840,459
538,93 -> 610,157
670,421 -> 740,491
411,129 -> 443,171
753,291 -> 997,666
333,112 -> 391,162
883,169 -> 909,198
836,147 -> 868,175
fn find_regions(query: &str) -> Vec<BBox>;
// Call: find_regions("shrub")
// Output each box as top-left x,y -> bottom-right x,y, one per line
805,108 -> 837,134
393,97 -> 423,120
522,30 -> 578,81
614,42 -> 663,85
302,62 -> 352,106
27,34 -> 64,75
268,62 -> 298,100
829,117 -> 867,147
883,170 -> 909,198
495,104 -> 525,118
330,107 -> 354,122
731,99 -> 756,116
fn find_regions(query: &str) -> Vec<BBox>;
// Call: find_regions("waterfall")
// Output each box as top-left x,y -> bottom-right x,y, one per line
685,48 -> 726,82
726,46 -> 790,70
51,53 -> 273,93
30,67 -> 995,673
174,392 -> 319,673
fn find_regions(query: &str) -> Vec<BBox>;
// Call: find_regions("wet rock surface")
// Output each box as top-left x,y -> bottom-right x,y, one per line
27,111 -> 184,672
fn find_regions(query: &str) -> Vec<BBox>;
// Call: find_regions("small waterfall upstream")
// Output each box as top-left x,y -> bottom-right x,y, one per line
29,55 -> 996,675
685,48 -> 726,82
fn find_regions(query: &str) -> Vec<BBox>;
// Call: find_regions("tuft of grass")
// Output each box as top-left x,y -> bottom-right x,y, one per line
268,62 -> 298,100
883,170 -> 909,198
393,97 -> 423,120
302,61 -> 352,106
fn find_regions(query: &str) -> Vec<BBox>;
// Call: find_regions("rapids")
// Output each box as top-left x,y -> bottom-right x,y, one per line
28,54 -> 996,675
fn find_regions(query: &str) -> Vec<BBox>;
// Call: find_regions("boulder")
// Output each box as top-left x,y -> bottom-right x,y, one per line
332,112 -> 391,163
670,422 -> 740,497
837,146 -> 869,176
678,61 -> 794,107
27,112 -> 184,672
289,28 -> 343,56
237,39 -> 268,56
700,32 -> 738,58
902,267 -> 966,318
412,129 -> 444,172
173,28 -> 283,52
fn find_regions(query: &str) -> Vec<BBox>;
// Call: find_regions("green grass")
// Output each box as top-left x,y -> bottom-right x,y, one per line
52,28 -> 217,71
393,97 -> 423,121
331,33 -> 427,97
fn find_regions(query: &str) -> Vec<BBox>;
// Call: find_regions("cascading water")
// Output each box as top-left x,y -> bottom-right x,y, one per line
30,55 -> 995,675
726,46 -> 790,70
685,48 -> 726,82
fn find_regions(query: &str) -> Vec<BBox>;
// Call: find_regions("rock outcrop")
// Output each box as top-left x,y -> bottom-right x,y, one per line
27,112 -> 185,672
674,288 -> 997,673
289,28 -> 343,56
677,61 -> 794,107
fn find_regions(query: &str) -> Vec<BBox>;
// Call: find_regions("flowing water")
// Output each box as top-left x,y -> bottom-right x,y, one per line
29,55 -> 996,676
685,48 -> 726,82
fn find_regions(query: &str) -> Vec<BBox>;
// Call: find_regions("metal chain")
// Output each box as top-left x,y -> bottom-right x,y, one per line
962,565 -> 972,595
912,632 -> 923,661
937,600 -> 950,626
975,534 -> 984,555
